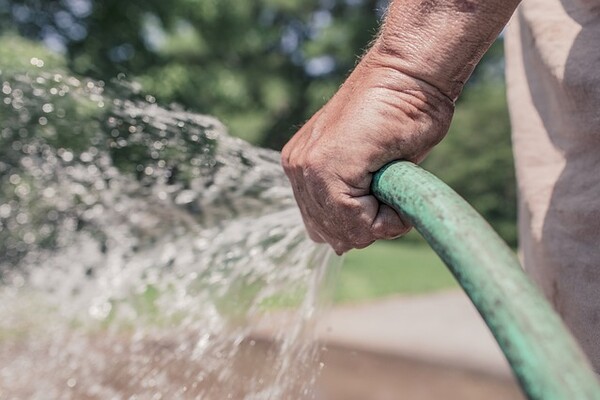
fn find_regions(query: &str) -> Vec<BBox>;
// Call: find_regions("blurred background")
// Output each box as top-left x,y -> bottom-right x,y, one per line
0,0 -> 516,301
0,1 -> 521,398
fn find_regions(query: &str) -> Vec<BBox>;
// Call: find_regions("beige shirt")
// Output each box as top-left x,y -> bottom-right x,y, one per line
505,0 -> 600,372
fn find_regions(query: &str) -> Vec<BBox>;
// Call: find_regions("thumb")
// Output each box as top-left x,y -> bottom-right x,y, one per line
371,203 -> 412,239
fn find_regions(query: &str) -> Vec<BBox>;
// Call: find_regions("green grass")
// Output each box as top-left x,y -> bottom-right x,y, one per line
334,237 -> 458,303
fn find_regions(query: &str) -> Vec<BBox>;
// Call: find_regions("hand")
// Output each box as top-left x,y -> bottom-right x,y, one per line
281,48 -> 454,254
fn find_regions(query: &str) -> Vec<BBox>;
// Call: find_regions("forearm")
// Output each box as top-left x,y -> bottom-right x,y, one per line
282,0 -> 521,252
370,0 -> 520,100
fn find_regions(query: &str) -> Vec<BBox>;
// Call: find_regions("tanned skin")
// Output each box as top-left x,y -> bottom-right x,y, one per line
282,0 -> 521,254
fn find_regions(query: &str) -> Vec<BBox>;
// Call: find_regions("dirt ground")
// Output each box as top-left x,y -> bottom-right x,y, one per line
319,343 -> 524,400
0,334 -> 524,400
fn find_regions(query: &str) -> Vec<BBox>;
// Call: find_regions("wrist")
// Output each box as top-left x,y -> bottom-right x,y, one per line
371,0 -> 520,100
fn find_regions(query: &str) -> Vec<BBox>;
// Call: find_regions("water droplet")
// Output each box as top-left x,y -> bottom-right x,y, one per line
175,190 -> 196,205
0,204 -> 11,218
89,300 -> 112,320
15,212 -> 29,225
23,232 -> 36,244
60,151 -> 73,162
15,184 -> 30,197
29,57 -> 45,67
9,174 -> 21,185
80,152 -> 93,163
43,187 -> 56,198
12,89 -> 23,99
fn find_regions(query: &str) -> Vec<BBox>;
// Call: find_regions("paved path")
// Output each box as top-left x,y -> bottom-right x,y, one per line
316,290 -> 512,378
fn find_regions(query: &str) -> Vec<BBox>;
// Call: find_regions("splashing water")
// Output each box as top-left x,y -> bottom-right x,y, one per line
0,55 -> 339,399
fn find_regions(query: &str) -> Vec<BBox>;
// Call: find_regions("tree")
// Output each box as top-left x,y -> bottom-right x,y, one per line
1,0 -> 387,147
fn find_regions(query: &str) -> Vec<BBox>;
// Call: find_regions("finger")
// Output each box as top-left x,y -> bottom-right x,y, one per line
371,204 -> 412,239
331,194 -> 378,246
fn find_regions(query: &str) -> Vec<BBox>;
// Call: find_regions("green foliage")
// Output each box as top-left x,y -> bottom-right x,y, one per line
0,0 -> 382,147
0,34 -> 65,72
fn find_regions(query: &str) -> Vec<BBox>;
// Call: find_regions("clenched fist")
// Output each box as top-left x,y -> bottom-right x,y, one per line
282,46 -> 454,254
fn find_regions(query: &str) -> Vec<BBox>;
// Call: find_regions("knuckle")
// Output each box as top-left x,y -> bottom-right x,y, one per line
281,154 -> 290,171
281,145 -> 293,172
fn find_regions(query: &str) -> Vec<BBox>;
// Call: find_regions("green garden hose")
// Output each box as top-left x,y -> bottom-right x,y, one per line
371,161 -> 600,400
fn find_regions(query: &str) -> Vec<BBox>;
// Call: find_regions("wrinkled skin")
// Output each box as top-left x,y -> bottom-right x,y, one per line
282,0 -> 519,255
282,47 -> 454,254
